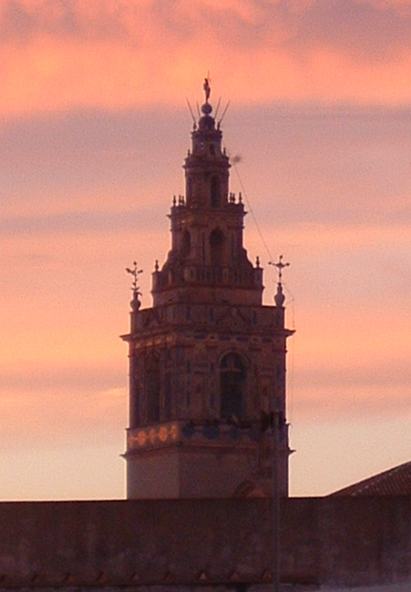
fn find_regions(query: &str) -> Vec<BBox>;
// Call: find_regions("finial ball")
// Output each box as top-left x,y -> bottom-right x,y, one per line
201,102 -> 212,115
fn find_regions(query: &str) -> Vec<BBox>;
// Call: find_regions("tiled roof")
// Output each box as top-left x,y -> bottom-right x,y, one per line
330,460 -> 411,496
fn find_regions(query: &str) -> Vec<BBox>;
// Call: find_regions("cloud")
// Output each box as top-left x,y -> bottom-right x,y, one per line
0,363 -> 123,394
1,1 -> 410,501
294,361 -> 411,395
363,0 -> 411,10
0,383 -> 127,449
1,1 -> 411,116
0,209 -> 158,236
292,382 -> 411,417
2,105 -> 411,232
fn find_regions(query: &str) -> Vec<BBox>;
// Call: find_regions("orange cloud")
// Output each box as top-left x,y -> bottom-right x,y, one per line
2,0 -> 411,116
2,0 -> 410,501
363,0 -> 411,9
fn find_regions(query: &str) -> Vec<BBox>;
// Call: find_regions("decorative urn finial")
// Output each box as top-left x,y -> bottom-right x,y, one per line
274,283 -> 285,307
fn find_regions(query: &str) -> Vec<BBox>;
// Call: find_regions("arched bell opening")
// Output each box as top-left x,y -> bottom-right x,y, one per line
209,228 -> 225,266
220,353 -> 246,420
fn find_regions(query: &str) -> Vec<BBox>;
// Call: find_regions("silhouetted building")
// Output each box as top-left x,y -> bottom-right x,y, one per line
122,84 -> 292,499
331,460 -> 411,496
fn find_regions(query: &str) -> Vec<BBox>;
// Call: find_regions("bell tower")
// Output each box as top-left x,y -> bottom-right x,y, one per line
122,81 -> 293,499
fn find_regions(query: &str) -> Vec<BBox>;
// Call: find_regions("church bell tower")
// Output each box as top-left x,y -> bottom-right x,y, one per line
122,81 -> 293,499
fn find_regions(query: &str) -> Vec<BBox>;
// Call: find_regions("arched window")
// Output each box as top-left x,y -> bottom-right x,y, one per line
181,230 -> 191,258
210,175 -> 221,207
146,354 -> 160,423
209,228 -> 224,266
220,353 -> 246,419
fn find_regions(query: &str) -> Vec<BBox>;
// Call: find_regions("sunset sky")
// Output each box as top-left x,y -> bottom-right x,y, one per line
1,0 -> 410,500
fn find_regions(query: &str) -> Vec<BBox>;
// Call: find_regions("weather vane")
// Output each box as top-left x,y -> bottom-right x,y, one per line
125,261 -> 143,297
269,255 -> 290,285
203,76 -> 211,103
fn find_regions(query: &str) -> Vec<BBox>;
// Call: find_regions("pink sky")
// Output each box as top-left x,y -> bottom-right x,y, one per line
1,0 -> 410,499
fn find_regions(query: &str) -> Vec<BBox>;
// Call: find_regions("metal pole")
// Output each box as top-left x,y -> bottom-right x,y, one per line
271,411 -> 280,592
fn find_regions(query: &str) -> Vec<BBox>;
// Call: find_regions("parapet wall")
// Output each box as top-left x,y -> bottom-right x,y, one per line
0,496 -> 409,589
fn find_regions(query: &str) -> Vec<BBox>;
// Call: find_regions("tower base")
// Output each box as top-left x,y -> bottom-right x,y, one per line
124,421 -> 289,499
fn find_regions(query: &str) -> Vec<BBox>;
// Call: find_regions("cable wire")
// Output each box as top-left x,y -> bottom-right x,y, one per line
232,160 -> 297,427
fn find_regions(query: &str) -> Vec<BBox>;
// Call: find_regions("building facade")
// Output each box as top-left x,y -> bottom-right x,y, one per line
122,83 -> 293,499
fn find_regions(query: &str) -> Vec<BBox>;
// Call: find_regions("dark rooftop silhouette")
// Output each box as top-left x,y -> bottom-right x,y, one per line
330,460 -> 411,496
